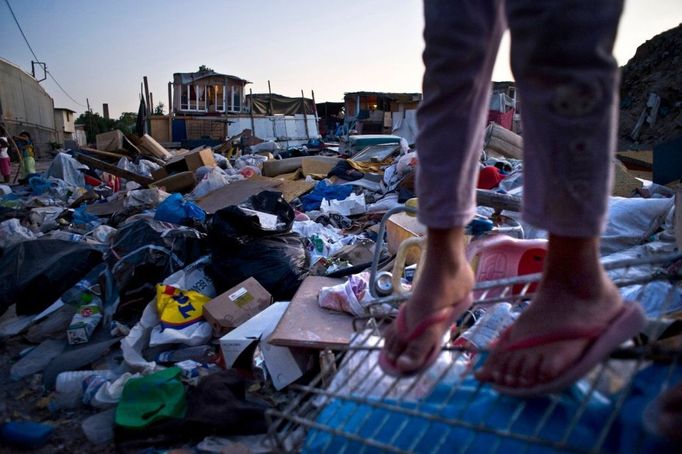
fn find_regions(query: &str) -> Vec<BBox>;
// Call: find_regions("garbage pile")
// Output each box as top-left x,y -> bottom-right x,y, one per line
0,124 -> 679,452
619,23 -> 682,144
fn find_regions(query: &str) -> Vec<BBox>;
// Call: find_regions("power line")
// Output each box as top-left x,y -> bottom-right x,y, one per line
3,0 -> 38,61
47,71 -> 88,108
3,0 -> 88,109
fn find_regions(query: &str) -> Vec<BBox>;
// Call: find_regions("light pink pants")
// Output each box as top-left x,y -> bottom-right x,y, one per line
416,0 -> 623,237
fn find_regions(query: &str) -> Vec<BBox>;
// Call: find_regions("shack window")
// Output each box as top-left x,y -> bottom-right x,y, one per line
181,86 -> 189,110
185,84 -> 208,112
216,85 -> 225,112
232,86 -> 241,112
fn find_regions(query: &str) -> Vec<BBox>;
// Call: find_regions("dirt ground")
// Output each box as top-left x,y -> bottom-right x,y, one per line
0,333 -> 117,453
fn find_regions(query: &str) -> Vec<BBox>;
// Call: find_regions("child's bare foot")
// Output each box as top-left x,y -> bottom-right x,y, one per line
476,235 -> 624,389
381,228 -> 475,374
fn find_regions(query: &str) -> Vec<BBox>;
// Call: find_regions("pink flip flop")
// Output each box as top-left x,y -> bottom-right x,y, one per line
483,302 -> 646,397
379,297 -> 472,378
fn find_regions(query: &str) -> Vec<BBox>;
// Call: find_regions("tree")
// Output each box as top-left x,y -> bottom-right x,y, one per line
75,111 -> 115,143
153,102 -> 165,115
198,64 -> 213,72
114,112 -> 138,134
74,111 -> 138,143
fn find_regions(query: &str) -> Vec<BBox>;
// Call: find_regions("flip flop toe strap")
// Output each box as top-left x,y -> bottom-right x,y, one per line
500,326 -> 606,352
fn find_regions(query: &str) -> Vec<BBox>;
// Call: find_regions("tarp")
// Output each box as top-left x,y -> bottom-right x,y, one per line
248,93 -> 315,116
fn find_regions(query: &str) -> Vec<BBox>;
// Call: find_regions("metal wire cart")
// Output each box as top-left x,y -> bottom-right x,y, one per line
267,207 -> 682,453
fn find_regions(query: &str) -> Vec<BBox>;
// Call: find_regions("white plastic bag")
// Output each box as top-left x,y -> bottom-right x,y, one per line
162,256 -> 217,297
0,218 -> 36,248
189,167 -> 232,200
46,152 -> 87,187
318,272 -> 393,317
602,197 -> 674,254
149,321 -> 213,347
320,193 -> 366,216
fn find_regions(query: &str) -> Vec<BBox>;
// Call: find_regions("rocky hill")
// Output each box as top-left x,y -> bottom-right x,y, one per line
619,23 -> 682,147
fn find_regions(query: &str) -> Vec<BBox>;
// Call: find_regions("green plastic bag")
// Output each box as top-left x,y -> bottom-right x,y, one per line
115,367 -> 186,428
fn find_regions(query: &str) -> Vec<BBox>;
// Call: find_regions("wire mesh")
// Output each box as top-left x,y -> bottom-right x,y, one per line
267,251 -> 682,453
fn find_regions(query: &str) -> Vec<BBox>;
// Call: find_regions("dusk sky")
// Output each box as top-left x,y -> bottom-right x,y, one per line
2,0 -> 682,118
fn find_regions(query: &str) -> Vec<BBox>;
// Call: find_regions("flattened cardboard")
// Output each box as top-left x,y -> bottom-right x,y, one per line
219,302 -> 310,390
195,176 -> 280,214
268,276 -> 354,349
219,302 -> 288,367
274,178 -> 315,202
203,277 -> 272,337
301,156 -> 340,177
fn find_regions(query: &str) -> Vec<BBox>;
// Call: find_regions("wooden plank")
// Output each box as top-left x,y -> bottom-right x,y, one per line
85,197 -> 125,216
475,189 -> 522,212
616,150 -> 653,170
140,134 -> 172,160
268,276 -> 354,349
75,153 -> 154,187
195,175 -> 281,214
80,146 -> 131,161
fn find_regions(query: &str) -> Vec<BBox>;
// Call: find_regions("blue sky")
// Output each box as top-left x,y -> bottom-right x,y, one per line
2,0 -> 681,118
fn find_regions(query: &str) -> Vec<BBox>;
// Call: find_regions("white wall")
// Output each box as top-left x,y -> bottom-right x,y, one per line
0,59 -> 56,155
228,114 -> 319,147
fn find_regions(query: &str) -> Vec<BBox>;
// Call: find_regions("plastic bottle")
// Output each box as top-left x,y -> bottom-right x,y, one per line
81,408 -> 116,445
54,370 -> 114,409
10,339 -> 65,381
48,230 -> 84,242
155,345 -> 213,364
454,303 -> 518,351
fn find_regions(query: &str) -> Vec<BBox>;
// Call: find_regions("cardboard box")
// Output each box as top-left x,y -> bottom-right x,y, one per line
151,171 -> 196,193
96,130 -> 124,152
386,212 -> 426,265
203,277 -> 272,337
219,301 -> 311,390
152,147 -> 216,180
140,134 -> 172,160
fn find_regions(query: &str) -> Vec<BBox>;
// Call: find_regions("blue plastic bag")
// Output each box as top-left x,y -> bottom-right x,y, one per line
300,180 -> 353,212
73,204 -> 101,229
155,193 -> 206,225
29,176 -> 51,195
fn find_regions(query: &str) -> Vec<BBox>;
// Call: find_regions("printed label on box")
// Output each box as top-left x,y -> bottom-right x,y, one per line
229,287 -> 253,307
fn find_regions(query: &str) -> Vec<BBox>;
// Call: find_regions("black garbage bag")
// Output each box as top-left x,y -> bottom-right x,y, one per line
207,191 -> 308,300
107,218 -> 205,322
185,370 -> 268,435
209,233 -> 308,300
0,239 -> 103,316
209,190 -> 294,239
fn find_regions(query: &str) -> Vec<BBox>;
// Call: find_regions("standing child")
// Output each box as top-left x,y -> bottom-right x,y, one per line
0,137 -> 11,183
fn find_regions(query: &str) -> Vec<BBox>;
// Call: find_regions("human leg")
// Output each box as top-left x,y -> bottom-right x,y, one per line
475,0 -> 638,391
381,0 -> 506,375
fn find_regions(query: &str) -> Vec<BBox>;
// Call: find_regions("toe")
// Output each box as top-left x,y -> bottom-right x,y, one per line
475,348 -> 503,382
383,321 -> 409,361
537,352 -> 567,383
502,353 -> 525,387
396,337 -> 437,373
518,352 -> 543,387
493,351 -> 517,386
